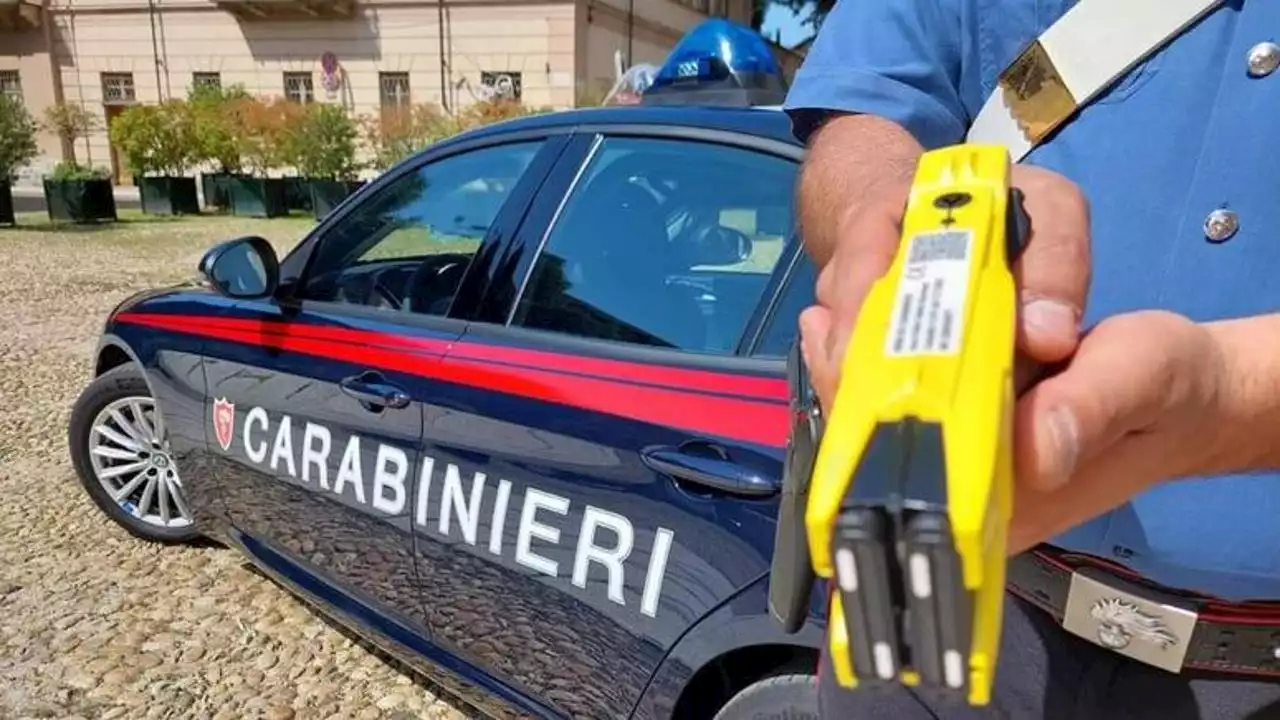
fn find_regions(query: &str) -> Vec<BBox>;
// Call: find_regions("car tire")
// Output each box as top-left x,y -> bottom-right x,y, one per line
68,363 -> 201,544
713,671 -> 819,720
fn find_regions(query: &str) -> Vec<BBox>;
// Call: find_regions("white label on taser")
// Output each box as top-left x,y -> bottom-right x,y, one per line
885,229 -> 974,357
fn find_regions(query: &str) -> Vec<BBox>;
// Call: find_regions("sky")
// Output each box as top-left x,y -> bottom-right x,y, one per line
761,2 -> 814,48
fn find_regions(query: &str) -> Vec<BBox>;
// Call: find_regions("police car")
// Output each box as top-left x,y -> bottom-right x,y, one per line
66,20 -> 827,720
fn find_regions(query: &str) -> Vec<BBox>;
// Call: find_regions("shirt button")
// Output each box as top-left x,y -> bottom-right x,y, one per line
1247,42 -> 1280,77
1204,208 -> 1240,243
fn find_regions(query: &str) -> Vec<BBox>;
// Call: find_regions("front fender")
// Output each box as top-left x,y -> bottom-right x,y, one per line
629,572 -> 828,720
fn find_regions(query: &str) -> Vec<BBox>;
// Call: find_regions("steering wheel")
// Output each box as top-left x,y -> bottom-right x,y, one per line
370,278 -> 402,310
407,259 -> 467,314
368,269 -> 401,308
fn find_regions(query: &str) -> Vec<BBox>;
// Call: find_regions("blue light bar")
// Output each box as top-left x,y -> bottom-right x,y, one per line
641,19 -> 787,107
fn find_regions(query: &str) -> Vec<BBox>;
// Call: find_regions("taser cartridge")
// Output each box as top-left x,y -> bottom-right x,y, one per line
799,144 -> 1030,706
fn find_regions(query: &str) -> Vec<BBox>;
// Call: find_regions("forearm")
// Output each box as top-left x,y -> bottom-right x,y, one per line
796,113 -> 924,270
1204,314 -> 1280,474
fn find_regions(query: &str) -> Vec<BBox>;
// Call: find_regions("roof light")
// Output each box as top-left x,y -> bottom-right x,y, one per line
640,19 -> 788,107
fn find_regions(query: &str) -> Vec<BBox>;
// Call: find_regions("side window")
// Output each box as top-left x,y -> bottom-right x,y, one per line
512,137 -> 797,355
301,141 -> 543,315
753,254 -> 816,358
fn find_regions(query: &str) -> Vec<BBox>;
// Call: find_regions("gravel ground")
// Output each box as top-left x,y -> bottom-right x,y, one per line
0,212 -> 476,720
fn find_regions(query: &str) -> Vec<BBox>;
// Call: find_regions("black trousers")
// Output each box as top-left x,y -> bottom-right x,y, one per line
818,594 -> 1280,719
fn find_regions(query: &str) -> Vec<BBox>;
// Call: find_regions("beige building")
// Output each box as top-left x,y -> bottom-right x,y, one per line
0,0 -> 803,186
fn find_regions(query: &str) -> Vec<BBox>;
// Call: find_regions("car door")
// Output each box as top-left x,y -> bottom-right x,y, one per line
199,133 -> 566,650
406,129 -> 805,718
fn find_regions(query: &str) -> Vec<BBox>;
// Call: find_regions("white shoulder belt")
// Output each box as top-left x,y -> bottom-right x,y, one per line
965,0 -> 1225,161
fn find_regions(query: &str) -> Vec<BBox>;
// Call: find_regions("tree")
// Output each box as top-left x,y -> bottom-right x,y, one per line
41,101 -> 100,167
108,100 -> 199,177
285,103 -> 360,180
188,82 -> 251,174
0,95 -> 38,181
773,0 -> 829,36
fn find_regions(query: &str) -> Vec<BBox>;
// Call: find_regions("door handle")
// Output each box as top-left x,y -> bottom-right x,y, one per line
641,443 -> 779,498
340,371 -> 411,410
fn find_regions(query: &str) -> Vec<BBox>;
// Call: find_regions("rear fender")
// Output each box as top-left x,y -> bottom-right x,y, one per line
629,572 -> 827,720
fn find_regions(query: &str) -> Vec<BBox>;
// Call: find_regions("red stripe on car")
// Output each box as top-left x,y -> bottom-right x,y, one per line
117,312 -> 789,447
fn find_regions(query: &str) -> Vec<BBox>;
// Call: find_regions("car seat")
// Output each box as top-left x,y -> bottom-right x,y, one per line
554,180 -> 709,350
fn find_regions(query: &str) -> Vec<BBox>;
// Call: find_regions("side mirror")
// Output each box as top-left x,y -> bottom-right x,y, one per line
198,236 -> 280,299
690,224 -> 753,266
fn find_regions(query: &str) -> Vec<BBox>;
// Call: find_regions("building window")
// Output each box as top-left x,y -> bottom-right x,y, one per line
480,71 -> 522,102
379,72 -> 411,111
101,73 -> 136,104
193,72 -> 221,90
0,71 -> 20,102
283,72 -> 314,104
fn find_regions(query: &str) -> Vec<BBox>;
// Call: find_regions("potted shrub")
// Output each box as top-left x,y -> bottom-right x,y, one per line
0,94 -> 38,226
43,161 -> 116,223
288,103 -> 363,220
109,100 -> 200,215
189,83 -> 250,211
226,96 -> 297,218
41,102 -> 115,223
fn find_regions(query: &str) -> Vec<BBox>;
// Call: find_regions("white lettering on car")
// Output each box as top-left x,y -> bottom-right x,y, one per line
334,435 -> 367,505
573,506 -> 633,607
517,487 -> 569,578
642,528 -> 674,618
415,455 -> 435,527
489,479 -> 512,557
270,415 -> 296,478
301,422 -> 331,489
221,405 -> 678,619
441,464 -> 486,546
372,444 -> 408,516
244,407 -> 269,464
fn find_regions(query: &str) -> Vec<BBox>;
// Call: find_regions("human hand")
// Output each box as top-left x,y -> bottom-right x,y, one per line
798,164 -> 1093,411
1007,310 -> 1231,554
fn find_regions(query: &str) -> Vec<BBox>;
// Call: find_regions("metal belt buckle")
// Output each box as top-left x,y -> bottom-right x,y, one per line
1061,567 -> 1199,673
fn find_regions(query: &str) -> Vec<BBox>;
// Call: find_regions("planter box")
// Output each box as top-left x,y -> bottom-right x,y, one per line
309,179 -> 365,220
139,176 -> 200,216
0,180 -> 13,226
200,172 -> 239,211
283,175 -> 312,212
227,176 -> 289,218
44,178 -> 117,223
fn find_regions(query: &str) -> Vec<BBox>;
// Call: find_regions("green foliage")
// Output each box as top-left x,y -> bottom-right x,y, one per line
359,104 -> 459,171
235,96 -> 305,176
188,83 -> 252,173
359,99 -> 548,172
41,101 -> 100,164
47,160 -> 110,182
108,100 -> 199,177
286,103 -> 360,180
774,0 -> 829,32
0,95 -> 38,181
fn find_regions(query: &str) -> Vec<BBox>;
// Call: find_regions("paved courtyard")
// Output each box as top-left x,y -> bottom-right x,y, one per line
0,211 -> 473,720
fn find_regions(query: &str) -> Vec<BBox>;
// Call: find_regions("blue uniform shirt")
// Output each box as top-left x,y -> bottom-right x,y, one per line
784,0 -> 1280,602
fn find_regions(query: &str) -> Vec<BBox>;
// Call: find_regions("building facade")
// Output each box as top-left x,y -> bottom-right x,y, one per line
0,0 -> 803,186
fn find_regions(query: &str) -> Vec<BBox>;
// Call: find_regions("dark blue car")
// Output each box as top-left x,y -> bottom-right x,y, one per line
65,23 -> 830,720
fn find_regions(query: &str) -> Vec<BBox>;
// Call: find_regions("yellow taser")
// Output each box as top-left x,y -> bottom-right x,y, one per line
805,144 -> 1029,706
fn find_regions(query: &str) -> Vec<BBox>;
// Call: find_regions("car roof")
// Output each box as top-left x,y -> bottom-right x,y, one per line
443,104 -> 804,148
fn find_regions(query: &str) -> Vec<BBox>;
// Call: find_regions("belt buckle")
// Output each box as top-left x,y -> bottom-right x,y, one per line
1061,567 -> 1199,673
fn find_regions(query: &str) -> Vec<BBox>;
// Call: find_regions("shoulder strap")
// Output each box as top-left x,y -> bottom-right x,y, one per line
965,0 -> 1225,161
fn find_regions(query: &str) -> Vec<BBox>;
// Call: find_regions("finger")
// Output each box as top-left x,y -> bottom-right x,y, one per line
814,184 -> 907,373
1013,313 -> 1181,492
1010,166 -> 1092,363
799,305 -> 837,410
1008,430 -> 1172,554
